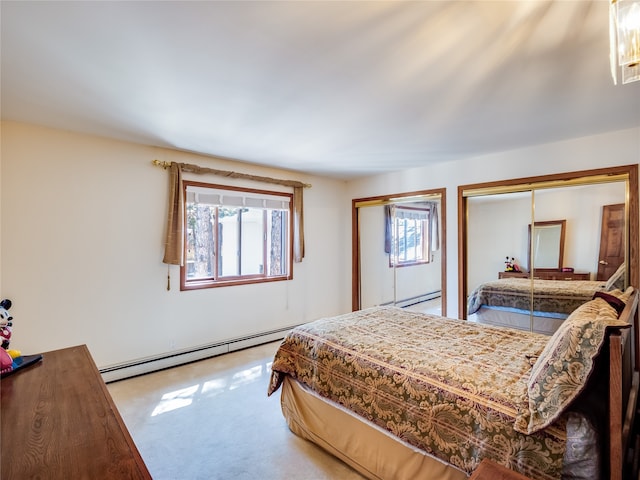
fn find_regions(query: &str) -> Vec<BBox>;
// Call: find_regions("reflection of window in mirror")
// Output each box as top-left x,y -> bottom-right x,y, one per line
385,204 -> 438,267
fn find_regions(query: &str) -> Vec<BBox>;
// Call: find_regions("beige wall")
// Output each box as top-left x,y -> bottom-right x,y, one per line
0,122 -> 351,368
2,121 -> 638,368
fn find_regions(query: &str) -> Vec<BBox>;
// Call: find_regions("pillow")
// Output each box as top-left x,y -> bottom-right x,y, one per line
606,286 -> 634,302
593,291 -> 627,316
605,263 -> 626,291
514,295 -> 631,435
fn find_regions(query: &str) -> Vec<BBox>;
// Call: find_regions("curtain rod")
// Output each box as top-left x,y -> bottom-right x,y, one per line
152,159 -> 312,188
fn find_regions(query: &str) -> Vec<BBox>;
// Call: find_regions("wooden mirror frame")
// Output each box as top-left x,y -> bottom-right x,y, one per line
458,164 -> 639,319
352,188 -> 446,314
528,219 -> 566,271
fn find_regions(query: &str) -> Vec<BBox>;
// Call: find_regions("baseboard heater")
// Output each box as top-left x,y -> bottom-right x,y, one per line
381,290 -> 442,309
100,325 -> 297,383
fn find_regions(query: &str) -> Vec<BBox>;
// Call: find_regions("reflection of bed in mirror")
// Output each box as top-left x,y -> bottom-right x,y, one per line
467,264 -> 626,334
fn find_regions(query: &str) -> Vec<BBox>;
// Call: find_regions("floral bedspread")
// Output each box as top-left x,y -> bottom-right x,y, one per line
467,278 -> 606,315
268,306 -> 566,479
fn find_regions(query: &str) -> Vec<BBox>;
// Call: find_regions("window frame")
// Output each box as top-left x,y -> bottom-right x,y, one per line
389,205 -> 431,268
180,180 -> 294,291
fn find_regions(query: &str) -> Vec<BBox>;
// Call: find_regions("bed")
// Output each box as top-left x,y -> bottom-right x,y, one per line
466,265 -> 626,334
268,286 -> 639,480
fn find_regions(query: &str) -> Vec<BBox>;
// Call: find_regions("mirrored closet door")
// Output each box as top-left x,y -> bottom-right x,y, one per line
459,165 -> 638,334
352,189 -> 446,316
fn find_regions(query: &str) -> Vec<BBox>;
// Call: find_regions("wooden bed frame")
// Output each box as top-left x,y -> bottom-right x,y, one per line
609,288 -> 639,480
278,288 -> 640,480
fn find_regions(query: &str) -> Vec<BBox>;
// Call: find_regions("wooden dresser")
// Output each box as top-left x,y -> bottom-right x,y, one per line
499,270 -> 590,281
1,344 -> 151,479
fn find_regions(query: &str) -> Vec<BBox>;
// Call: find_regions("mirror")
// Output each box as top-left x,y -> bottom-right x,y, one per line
458,165 -> 638,334
528,220 -> 565,271
352,189 -> 446,316
465,191 -> 530,293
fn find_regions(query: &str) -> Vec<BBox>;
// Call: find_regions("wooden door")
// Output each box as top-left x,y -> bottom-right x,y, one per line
597,203 -> 625,281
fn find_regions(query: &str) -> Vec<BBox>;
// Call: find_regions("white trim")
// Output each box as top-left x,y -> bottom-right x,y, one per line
100,326 -> 297,382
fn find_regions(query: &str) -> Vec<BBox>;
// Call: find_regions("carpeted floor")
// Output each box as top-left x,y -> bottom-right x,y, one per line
107,341 -> 366,480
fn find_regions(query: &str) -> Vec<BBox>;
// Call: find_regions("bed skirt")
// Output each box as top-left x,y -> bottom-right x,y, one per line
468,305 -> 566,335
280,376 -> 466,480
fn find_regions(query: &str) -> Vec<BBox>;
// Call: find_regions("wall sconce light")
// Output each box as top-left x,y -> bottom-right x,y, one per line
610,0 -> 640,84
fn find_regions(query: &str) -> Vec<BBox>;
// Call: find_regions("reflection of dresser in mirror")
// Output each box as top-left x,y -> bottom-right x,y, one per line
498,271 -> 590,280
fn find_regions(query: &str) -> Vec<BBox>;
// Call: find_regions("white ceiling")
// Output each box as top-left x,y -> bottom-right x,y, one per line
2,1 -> 639,180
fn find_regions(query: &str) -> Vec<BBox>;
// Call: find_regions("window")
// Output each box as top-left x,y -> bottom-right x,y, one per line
181,181 -> 292,290
389,206 -> 431,267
